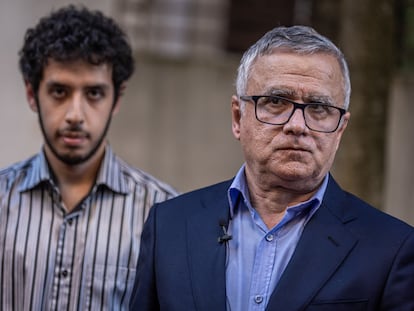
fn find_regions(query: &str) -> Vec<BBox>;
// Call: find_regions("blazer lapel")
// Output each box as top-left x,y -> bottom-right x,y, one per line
186,182 -> 231,311
266,178 -> 358,310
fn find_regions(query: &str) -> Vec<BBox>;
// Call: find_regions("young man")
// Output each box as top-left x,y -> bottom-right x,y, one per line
130,26 -> 414,310
0,5 -> 177,310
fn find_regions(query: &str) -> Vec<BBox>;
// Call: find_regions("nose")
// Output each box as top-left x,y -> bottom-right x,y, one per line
282,106 -> 307,134
65,94 -> 85,124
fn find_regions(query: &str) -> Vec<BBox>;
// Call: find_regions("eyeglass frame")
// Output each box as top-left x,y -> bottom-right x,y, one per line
239,95 -> 347,133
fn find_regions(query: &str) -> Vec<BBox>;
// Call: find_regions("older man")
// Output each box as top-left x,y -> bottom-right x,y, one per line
130,25 -> 414,310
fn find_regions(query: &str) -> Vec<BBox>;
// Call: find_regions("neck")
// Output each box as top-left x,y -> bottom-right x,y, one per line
244,167 -> 320,228
44,144 -> 106,211
46,147 -> 105,184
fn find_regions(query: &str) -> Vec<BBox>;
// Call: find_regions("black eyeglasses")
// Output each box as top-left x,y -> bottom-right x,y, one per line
240,95 -> 347,133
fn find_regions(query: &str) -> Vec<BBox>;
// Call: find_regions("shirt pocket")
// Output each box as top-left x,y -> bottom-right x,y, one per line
306,299 -> 369,311
82,264 -> 136,311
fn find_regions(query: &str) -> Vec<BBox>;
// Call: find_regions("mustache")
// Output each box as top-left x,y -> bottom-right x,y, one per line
58,125 -> 88,137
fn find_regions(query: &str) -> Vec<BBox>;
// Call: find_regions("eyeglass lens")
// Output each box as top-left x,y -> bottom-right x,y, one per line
255,96 -> 342,132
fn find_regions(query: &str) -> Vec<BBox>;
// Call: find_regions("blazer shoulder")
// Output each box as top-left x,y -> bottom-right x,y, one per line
153,179 -> 233,211
325,176 -> 413,238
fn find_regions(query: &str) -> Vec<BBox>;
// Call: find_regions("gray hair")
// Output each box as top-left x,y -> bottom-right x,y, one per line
236,25 -> 351,110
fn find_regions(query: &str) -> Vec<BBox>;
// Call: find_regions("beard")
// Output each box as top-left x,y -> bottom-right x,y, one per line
37,106 -> 113,166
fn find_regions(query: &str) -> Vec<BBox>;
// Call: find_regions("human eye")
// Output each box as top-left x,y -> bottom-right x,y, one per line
306,103 -> 336,118
259,96 -> 285,106
49,85 -> 67,100
308,103 -> 326,112
86,87 -> 105,101
259,96 -> 281,105
259,96 -> 290,113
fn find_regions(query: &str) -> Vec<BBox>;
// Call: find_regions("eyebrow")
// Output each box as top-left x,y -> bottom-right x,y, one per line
44,81 -> 110,90
303,94 -> 334,105
265,88 -> 334,106
268,89 -> 295,97
45,81 -> 66,88
84,83 -> 110,90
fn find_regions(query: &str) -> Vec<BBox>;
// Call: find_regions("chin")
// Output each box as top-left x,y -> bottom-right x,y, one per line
275,168 -> 317,183
56,148 -> 93,165
272,165 -> 310,179
279,173 -> 310,183
60,155 -> 88,166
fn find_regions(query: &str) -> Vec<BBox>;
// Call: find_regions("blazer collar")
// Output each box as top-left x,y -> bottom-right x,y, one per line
186,180 -> 232,311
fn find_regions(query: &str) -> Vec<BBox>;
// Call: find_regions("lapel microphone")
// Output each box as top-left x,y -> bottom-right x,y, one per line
218,219 -> 232,244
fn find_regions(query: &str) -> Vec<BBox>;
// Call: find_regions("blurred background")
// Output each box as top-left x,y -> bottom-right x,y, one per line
0,0 -> 413,224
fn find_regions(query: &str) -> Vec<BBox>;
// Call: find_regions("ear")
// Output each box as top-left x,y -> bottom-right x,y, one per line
112,84 -> 126,116
335,111 -> 351,151
25,81 -> 38,112
231,95 -> 242,140
111,97 -> 121,116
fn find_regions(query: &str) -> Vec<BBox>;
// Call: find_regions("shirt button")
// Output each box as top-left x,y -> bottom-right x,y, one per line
67,219 -> 73,226
254,295 -> 264,304
61,270 -> 68,278
265,234 -> 274,242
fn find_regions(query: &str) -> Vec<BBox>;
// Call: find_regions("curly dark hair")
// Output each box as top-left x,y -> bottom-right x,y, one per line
19,5 -> 134,100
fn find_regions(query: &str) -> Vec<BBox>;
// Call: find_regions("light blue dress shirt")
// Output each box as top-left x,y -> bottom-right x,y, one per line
226,165 -> 328,311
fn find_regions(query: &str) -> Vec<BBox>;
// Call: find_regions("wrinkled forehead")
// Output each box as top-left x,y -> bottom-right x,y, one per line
247,52 -> 346,105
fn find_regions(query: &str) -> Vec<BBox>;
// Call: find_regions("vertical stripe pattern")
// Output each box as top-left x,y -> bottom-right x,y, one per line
0,146 -> 178,311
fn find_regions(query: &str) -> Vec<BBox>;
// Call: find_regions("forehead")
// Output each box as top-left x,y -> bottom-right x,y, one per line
247,52 -> 345,104
41,59 -> 113,86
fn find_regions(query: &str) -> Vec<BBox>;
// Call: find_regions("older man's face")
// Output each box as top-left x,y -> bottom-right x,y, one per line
231,52 -> 350,194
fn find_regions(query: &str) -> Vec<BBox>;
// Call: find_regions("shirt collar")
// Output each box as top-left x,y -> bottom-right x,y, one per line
227,164 -> 329,219
18,145 -> 128,195
94,145 -> 128,194
18,151 -> 53,192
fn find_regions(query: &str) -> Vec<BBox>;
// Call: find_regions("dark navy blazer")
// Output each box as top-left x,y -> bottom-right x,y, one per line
130,176 -> 414,311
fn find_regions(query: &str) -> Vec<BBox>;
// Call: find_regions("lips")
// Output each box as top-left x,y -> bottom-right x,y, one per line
278,145 -> 311,152
60,130 -> 88,146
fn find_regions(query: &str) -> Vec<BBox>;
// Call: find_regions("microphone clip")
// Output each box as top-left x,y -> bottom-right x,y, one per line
218,220 -> 232,244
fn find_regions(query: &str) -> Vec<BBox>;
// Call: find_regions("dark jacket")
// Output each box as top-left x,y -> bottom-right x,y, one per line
130,176 -> 414,311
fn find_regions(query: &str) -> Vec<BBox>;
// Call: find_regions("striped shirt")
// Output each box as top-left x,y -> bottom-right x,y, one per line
0,145 -> 178,311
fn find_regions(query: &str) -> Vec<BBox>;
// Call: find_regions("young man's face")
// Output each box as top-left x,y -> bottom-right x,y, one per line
26,59 -> 120,166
